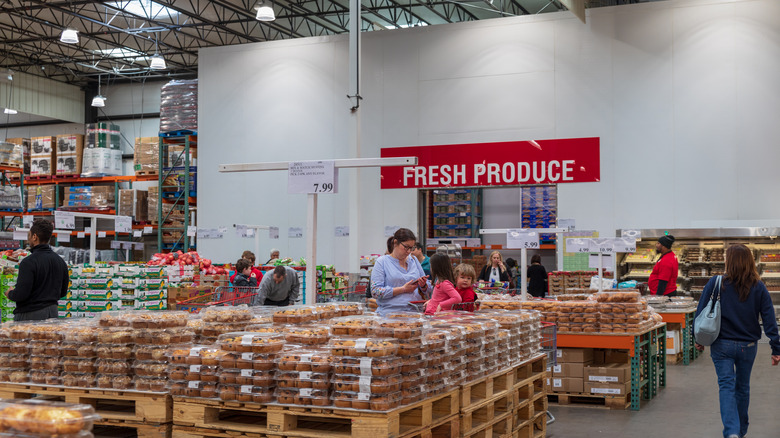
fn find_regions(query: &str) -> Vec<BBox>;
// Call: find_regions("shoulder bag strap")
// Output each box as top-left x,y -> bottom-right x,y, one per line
709,275 -> 722,312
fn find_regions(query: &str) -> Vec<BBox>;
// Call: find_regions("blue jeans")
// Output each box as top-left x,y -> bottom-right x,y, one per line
710,339 -> 758,438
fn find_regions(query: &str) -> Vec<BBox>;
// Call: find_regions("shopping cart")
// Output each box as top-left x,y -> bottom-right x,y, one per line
540,321 -> 557,426
175,286 -> 259,313
451,300 -> 480,312
316,281 -> 370,303
409,300 -> 427,312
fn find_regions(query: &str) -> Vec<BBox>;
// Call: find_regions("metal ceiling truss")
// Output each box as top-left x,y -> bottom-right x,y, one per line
0,0 -> 569,86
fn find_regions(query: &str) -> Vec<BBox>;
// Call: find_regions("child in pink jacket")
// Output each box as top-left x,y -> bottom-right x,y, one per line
425,254 -> 462,315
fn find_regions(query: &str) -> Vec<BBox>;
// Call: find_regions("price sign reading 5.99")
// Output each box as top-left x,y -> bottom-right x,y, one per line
507,229 -> 539,250
288,161 -> 338,194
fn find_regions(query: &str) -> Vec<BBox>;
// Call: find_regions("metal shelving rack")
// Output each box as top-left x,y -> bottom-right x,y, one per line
157,131 -> 196,252
430,188 -> 482,239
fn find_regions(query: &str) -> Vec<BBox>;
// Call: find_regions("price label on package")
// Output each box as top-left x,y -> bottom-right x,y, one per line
54,211 -> 75,230
288,160 -> 338,194
566,238 -> 592,253
506,229 -> 539,250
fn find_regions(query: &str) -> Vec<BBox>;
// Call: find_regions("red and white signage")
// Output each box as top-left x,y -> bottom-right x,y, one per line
380,137 -> 600,189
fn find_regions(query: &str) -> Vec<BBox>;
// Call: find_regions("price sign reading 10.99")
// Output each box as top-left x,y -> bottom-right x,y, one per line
288,161 -> 338,194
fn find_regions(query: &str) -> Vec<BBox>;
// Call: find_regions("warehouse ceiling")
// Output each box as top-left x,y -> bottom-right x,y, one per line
0,0 -> 661,86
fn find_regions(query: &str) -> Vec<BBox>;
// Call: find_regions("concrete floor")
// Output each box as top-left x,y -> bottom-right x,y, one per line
547,343 -> 780,438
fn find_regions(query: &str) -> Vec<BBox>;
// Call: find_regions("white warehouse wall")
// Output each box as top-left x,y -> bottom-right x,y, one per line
198,0 -> 780,266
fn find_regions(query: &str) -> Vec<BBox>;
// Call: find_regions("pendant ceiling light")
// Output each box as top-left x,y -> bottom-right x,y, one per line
256,2 -> 275,21
149,35 -> 167,70
91,74 -> 106,108
60,28 -> 79,44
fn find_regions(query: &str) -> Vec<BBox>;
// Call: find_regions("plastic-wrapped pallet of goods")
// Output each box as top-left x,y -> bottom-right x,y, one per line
160,79 -> 198,133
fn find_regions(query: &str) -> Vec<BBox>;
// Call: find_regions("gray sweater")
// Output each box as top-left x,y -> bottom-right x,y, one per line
254,267 -> 300,304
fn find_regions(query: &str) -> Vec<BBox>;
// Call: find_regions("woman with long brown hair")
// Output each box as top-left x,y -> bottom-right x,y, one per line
695,244 -> 780,438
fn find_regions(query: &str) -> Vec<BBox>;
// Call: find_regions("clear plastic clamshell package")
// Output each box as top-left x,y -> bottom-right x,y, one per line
0,399 -> 100,435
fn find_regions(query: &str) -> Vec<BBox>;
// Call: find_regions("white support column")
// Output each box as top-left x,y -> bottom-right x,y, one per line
89,218 -> 97,265
306,194 -> 318,304
520,247 -> 528,300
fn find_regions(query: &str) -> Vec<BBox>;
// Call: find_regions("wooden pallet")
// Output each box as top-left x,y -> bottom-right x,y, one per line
92,420 -> 171,438
460,368 -> 515,410
512,354 -> 547,385
136,170 -> 160,176
666,352 -> 683,364
512,411 -> 546,438
460,392 -> 513,436
547,391 -> 630,410
511,372 -> 546,408
0,383 -> 172,423
173,389 -> 459,438
460,412 -> 512,438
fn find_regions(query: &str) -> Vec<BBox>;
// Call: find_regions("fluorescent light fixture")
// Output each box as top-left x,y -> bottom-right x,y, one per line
91,95 -> 106,107
3,109 -> 17,115
256,3 -> 275,21
107,0 -> 179,19
60,28 -> 79,44
92,48 -> 145,59
149,54 -> 166,70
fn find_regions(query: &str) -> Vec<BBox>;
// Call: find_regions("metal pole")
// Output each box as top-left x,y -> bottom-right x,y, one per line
520,247 -> 528,300
255,232 -> 261,265
306,194 -> 318,305
598,252 -> 604,293
89,218 -> 97,265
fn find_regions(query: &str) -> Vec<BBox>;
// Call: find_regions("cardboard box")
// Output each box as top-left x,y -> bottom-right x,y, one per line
27,185 -> 57,210
551,362 -> 589,378
134,137 -> 159,174
6,138 -> 31,175
55,135 -> 84,176
551,377 -> 583,393
86,123 -> 121,149
167,286 -> 211,306
119,189 -> 148,221
584,381 -> 630,396
666,331 -> 681,355
584,363 -> 630,384
557,348 -> 594,363
593,349 -> 606,365
605,350 -> 630,364
81,148 -> 122,176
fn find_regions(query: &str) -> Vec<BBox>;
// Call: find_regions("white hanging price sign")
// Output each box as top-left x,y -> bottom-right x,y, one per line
97,231 -> 107,238
12,228 -> 27,241
54,211 -> 75,230
22,215 -> 34,227
122,242 -> 134,250
133,230 -> 142,238
566,238 -> 592,253
77,232 -> 85,239
134,242 -> 144,250
115,216 -> 132,233
621,229 -> 641,239
590,238 -> 614,254
56,231 -> 71,243
288,227 -> 303,238
110,240 -> 122,249
335,226 -> 349,237
187,226 -> 197,237
288,161 -> 337,194
269,227 -> 279,239
143,226 -> 153,235
506,229 -> 539,249
613,237 -> 637,253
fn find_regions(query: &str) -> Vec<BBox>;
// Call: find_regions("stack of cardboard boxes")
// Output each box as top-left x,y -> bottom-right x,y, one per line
134,137 -> 159,175
549,348 -> 631,397
26,185 -> 57,210
63,186 -> 115,209
5,138 -> 30,174
30,136 -> 55,177
118,189 -> 148,221
83,123 -> 122,177
55,134 -> 84,176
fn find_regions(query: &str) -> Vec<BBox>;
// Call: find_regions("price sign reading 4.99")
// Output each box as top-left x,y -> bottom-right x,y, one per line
288,161 -> 338,194
566,238 -> 592,253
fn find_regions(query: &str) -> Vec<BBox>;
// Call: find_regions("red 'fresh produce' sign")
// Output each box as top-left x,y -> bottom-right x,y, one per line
380,137 -> 600,189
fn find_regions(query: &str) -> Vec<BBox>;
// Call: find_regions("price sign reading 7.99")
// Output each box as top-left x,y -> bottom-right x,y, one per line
288,161 -> 339,194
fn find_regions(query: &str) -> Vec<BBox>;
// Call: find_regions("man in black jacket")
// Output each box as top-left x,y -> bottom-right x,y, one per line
5,219 -> 69,321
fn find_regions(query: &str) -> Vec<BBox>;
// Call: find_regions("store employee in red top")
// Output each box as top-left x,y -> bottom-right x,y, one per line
649,235 -> 679,296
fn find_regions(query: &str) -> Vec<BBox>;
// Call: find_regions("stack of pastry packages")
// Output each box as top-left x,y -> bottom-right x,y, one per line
0,303 -> 543,412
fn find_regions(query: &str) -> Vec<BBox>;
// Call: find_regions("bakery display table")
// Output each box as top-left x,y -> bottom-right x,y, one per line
556,323 -> 667,411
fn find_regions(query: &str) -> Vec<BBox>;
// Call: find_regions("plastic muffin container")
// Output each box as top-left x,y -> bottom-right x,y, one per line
30,370 -> 61,385
275,387 -> 329,406
30,356 -> 61,372
331,390 -> 402,411
0,399 -> 100,435
96,328 -> 133,345
219,352 -> 277,371
313,303 -> 339,320
373,318 -> 427,339
331,374 -> 403,394
134,377 -> 168,392
328,316 -> 378,336
276,350 -> 332,373
133,327 -> 194,345
218,384 -> 275,403
95,359 -> 132,375
218,332 -> 285,354
95,374 -> 133,390
168,346 -> 224,366
283,325 -> 331,345
61,372 -> 96,388
328,337 -> 399,357
132,361 -> 168,378
201,305 -> 253,323
272,305 -> 319,324
276,371 -> 330,389
169,380 -> 219,398
331,356 -> 402,376
219,369 -> 275,386
95,344 -> 133,360
332,302 -> 366,317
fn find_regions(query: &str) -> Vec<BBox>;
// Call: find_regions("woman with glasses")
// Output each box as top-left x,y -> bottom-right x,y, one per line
370,228 -> 431,316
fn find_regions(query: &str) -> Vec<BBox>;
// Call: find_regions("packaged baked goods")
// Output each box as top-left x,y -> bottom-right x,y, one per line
399,354 -> 425,374
218,332 -> 285,354
272,305 -> 318,324
332,302 -> 365,317
9,340 -> 28,355
283,325 -> 331,345
61,372 -> 95,388
30,370 -> 61,385
219,384 -> 274,403
331,356 -> 401,376
401,384 -> 426,405
96,374 -> 133,389
202,305 -> 252,323
134,377 -> 168,392
73,359 -> 97,374
134,327 -> 194,345
201,322 -> 250,338
276,350 -> 332,373
384,311 -> 426,320
0,339 -> 11,354
331,374 -> 402,394
133,361 -> 168,378
96,328 -> 133,345
595,291 -> 640,303
275,387 -> 328,406
219,352 -> 277,371
169,380 -> 219,398
134,345 -> 169,362
243,323 -> 283,334
129,310 -> 189,329
328,337 -> 399,357
313,303 -> 339,320
331,390 -> 402,411
8,371 -> 29,383
221,369 -> 275,386
400,370 -> 425,389
328,316 -> 378,336
95,359 -> 132,375
168,346 -> 225,365
277,371 -> 329,389
30,341 -> 60,356
0,399 -> 99,435
96,344 -> 132,360
0,355 -> 11,368
373,318 -> 427,339
30,356 -> 61,372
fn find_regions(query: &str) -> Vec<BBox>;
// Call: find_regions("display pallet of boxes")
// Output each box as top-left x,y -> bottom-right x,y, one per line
135,137 -> 160,176
26,184 -> 58,211
522,186 -> 557,243
30,136 -> 56,177
55,134 -> 84,176
4,137 -> 30,174
119,189 -> 149,221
